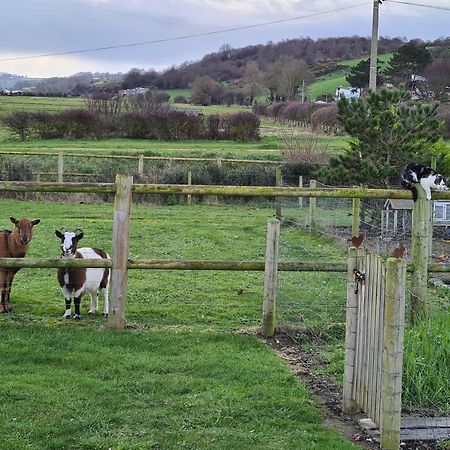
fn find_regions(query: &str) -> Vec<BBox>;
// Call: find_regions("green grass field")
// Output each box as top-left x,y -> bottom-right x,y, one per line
0,95 -> 84,115
0,199 -> 360,450
0,324 -> 359,450
307,53 -> 394,101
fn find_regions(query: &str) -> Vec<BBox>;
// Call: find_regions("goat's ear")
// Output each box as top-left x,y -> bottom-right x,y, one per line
55,230 -> 64,240
76,232 -> 84,241
31,219 -> 40,226
10,217 -> 18,225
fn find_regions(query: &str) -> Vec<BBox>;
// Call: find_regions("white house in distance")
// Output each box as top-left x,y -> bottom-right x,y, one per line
335,87 -> 362,100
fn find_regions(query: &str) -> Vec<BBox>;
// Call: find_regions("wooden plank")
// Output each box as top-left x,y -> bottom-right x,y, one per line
262,219 -> 280,337
57,151 -> 64,183
275,167 -> 282,221
401,417 -> 450,428
354,254 -> 368,408
352,198 -> 361,237
361,417 -> 450,442
107,175 -> 133,330
309,180 -> 317,232
1,180 -> 450,200
400,428 -> 450,441
380,257 -> 407,450
368,254 -> 379,419
362,254 -> 372,414
411,183 -> 432,322
375,262 -> 386,425
343,247 -> 366,414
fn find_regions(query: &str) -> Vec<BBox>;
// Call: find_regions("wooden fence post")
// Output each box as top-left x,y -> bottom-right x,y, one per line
298,176 -> 303,207
275,167 -> 282,221
352,198 -> 361,237
309,180 -> 317,232
343,246 -> 366,415
57,151 -> 64,183
187,169 -> 192,206
262,219 -> 280,337
410,183 -> 431,323
428,156 -> 437,261
380,257 -> 406,450
107,175 -> 133,330
138,154 -> 144,178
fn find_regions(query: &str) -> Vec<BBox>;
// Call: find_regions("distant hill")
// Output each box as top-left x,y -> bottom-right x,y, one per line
0,73 -> 36,90
149,36 -> 406,89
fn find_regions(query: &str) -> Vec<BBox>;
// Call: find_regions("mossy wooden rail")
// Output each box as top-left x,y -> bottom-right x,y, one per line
2,180 -> 450,200
0,178 -> 448,331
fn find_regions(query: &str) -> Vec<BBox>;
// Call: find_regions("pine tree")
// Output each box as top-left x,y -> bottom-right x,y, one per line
346,58 -> 384,88
385,42 -> 432,85
316,89 -> 442,187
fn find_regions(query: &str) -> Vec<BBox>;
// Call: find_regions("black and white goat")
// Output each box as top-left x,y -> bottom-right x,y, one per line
55,230 -> 110,319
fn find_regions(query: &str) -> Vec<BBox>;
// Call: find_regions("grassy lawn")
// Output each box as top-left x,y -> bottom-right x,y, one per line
0,199 -> 358,449
0,324 -> 358,450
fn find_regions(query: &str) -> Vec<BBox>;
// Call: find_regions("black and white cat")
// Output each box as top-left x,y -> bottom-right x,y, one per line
401,163 -> 448,201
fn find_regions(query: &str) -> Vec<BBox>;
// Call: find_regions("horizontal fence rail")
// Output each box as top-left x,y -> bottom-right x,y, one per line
0,258 -> 447,273
2,180 -> 450,200
0,151 -> 282,165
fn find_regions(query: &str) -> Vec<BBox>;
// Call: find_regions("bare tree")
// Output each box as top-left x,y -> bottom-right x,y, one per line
263,57 -> 314,101
191,75 -> 217,106
85,93 -> 123,116
243,61 -> 262,104
424,59 -> 450,101
122,88 -> 169,114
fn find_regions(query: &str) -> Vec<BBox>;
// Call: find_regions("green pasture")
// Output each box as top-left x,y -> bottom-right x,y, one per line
0,95 -> 84,115
0,198 -> 360,449
308,53 -> 393,101
0,324 -> 359,450
164,88 -> 191,101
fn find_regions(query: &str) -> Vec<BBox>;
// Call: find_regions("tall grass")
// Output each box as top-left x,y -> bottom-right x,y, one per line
403,310 -> 450,414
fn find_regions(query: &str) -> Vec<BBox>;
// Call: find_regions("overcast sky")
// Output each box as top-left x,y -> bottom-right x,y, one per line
1,0 -> 449,78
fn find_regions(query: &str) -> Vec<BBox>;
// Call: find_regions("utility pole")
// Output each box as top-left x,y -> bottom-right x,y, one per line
369,0 -> 381,91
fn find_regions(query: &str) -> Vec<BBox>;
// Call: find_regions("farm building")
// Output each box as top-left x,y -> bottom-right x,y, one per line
382,199 -> 450,235
335,86 -> 362,100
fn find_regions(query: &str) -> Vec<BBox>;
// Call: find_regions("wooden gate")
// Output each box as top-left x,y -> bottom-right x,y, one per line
343,247 -> 407,450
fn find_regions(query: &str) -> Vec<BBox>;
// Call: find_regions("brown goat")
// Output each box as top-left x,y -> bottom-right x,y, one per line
0,217 -> 40,313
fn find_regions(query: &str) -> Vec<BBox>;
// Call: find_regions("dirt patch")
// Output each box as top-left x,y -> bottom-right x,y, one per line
251,327 -> 446,450
256,328 -> 379,449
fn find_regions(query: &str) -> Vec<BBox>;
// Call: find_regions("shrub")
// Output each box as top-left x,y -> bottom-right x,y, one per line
310,105 -> 338,132
164,110 -> 203,140
222,112 -> 260,141
266,102 -> 288,118
31,111 -> 59,139
119,112 -> 150,139
207,114 -> 221,140
1,111 -> 32,140
53,110 -> 103,139
279,102 -> 317,122
0,158 -> 34,181
252,103 -> 269,116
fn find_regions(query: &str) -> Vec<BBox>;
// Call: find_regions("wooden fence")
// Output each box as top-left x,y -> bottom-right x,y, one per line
0,150 -> 283,183
0,176 -> 448,330
344,248 -> 407,449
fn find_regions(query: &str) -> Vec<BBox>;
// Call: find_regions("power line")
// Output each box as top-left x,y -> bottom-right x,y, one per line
0,2 -> 369,63
386,0 -> 450,11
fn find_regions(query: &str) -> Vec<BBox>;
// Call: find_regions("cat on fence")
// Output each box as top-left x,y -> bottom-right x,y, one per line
400,163 -> 448,201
